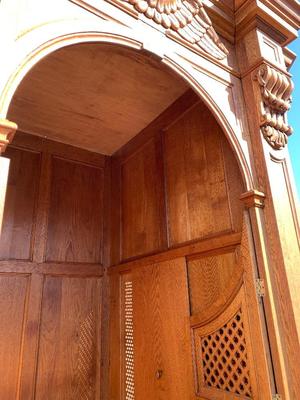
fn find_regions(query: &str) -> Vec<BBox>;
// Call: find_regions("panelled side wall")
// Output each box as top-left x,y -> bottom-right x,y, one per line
110,94 -> 244,264
108,94 -> 273,400
0,133 -> 106,400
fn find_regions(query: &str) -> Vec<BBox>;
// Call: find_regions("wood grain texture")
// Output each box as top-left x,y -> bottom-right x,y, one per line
46,157 -> 104,263
35,276 -> 102,400
0,147 -> 40,260
8,44 -> 187,155
132,258 -> 194,400
121,137 -> 167,260
164,102 -> 238,245
0,274 -> 29,400
188,248 -> 239,317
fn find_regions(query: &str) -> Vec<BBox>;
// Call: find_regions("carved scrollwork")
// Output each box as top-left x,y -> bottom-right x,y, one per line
256,64 -> 294,150
123,0 -> 228,59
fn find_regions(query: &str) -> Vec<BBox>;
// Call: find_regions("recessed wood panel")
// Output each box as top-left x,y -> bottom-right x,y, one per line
46,157 -> 104,263
188,249 -> 238,317
121,138 -> 167,260
164,103 -> 237,245
0,147 -> 40,260
132,258 -> 194,399
0,274 -> 29,399
35,276 -> 102,400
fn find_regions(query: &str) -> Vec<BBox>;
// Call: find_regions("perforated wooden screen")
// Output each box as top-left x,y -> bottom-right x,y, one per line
122,276 -> 135,400
193,288 -> 256,399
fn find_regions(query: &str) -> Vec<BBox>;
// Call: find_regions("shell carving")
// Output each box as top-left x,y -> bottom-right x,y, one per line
125,0 -> 228,59
256,64 -> 293,150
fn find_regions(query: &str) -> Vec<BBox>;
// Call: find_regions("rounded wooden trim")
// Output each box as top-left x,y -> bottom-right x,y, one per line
0,19 -> 253,189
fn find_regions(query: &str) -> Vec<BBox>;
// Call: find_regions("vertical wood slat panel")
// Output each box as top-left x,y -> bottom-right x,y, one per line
35,276 -> 102,400
164,103 -> 233,246
120,137 -> 167,261
0,147 -> 40,260
46,157 -> 104,263
18,273 -> 44,400
0,274 -> 30,400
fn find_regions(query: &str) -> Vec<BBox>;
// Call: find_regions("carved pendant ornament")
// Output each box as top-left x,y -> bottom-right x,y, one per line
256,64 -> 294,150
124,0 -> 228,59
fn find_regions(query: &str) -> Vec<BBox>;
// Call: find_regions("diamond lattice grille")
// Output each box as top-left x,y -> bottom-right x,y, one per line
200,310 -> 252,398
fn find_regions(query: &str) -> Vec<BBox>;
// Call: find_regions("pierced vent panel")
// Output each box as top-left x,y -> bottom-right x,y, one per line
196,309 -> 252,399
124,280 -> 135,400
74,311 -> 96,400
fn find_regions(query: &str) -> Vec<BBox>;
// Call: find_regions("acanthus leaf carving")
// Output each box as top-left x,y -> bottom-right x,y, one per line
122,0 -> 228,59
256,64 -> 293,150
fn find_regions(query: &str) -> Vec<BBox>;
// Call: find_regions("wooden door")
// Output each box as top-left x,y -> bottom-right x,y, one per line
115,219 -> 273,400
0,134 -> 105,400
121,258 -> 195,400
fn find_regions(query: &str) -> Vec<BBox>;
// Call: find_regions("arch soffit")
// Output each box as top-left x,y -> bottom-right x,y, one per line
0,19 -> 253,189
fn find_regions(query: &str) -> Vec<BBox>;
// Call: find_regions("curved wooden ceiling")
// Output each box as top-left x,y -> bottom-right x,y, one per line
8,43 -> 188,155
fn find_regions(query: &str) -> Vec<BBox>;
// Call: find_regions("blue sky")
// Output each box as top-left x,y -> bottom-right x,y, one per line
288,37 -> 300,197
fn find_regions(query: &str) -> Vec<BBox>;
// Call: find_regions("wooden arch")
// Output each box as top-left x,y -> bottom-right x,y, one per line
0,19 -> 253,189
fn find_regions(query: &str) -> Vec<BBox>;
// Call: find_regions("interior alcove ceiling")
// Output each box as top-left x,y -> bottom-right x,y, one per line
8,43 -> 188,155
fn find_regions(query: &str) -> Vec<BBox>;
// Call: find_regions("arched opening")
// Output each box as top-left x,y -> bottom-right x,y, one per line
0,41 -> 271,399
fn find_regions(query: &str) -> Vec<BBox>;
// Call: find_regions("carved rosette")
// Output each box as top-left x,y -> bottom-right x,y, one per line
256,64 -> 293,150
123,0 -> 228,59
0,119 -> 17,154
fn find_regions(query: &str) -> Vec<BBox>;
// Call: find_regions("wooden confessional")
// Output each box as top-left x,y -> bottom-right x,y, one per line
0,44 -> 274,399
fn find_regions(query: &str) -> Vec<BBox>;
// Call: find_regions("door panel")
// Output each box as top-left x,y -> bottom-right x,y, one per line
127,258 -> 195,400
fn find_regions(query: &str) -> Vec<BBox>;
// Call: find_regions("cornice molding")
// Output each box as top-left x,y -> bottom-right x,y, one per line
0,119 -> 17,154
235,0 -> 300,45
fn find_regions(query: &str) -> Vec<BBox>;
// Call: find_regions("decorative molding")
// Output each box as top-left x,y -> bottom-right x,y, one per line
123,0 -> 228,59
255,64 -> 293,150
0,119 -> 17,154
240,190 -> 266,209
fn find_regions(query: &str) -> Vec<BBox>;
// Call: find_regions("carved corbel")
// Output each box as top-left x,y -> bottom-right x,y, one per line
0,119 -> 17,154
255,64 -> 293,150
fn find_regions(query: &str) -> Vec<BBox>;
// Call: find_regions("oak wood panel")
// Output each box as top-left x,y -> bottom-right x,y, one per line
188,247 -> 243,324
164,102 -> 239,245
188,248 -> 238,317
18,273 -> 44,400
0,147 -> 40,260
110,231 -> 241,274
132,258 -> 194,400
8,44 -> 187,155
121,137 -> 167,260
0,274 -> 29,400
46,156 -> 104,263
32,152 -> 51,263
0,260 -> 103,276
35,276 -> 102,400
221,135 -> 244,231
113,89 -> 199,162
11,131 -> 106,168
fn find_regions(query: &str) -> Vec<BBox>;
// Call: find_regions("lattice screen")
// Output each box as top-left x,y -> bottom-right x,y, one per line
194,307 -> 253,399
124,280 -> 135,400
74,311 -> 96,400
